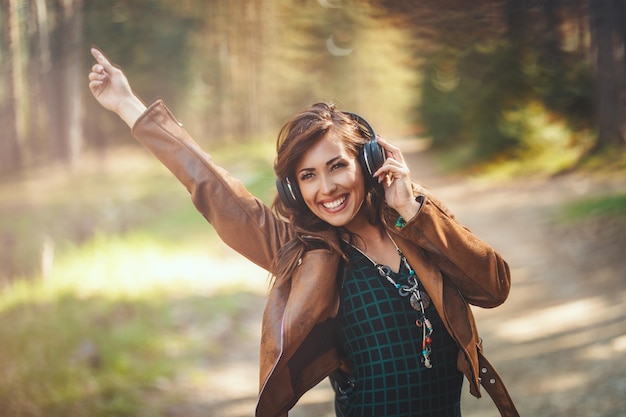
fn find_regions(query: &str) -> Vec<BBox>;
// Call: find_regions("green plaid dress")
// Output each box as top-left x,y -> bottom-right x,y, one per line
334,244 -> 463,417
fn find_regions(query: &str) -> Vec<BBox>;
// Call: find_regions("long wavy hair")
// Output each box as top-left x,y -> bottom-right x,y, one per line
271,102 -> 385,287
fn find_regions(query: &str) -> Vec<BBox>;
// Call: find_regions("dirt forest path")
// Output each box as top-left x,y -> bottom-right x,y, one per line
165,145 -> 626,417
403,146 -> 626,417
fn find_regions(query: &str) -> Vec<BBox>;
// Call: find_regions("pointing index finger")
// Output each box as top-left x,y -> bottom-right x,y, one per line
91,48 -> 114,70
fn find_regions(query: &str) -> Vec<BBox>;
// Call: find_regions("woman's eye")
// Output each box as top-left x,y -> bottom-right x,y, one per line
331,162 -> 347,171
300,172 -> 313,181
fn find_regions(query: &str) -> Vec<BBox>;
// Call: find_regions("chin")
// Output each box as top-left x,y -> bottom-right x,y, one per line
324,212 -> 359,228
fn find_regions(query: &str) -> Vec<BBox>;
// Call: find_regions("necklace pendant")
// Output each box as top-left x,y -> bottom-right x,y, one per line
410,292 -> 422,311
420,290 -> 431,309
409,290 -> 431,311
424,356 -> 432,368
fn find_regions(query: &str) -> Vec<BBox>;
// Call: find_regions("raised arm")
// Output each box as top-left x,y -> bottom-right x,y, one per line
87,48 -> 292,271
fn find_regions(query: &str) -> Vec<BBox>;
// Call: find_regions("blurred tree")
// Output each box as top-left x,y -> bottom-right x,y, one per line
183,0 -> 268,142
399,0 -> 525,156
0,0 -> 25,174
588,0 -> 625,154
373,0 -> 612,163
83,0 -> 199,146
183,0 -> 417,143
30,0 -> 53,163
275,0 -> 363,110
0,0 -> 85,171
1,0 -> 621,174
268,0 -> 417,130
56,0 -> 85,165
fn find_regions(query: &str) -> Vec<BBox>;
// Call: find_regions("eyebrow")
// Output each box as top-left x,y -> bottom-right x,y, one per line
297,156 -> 343,174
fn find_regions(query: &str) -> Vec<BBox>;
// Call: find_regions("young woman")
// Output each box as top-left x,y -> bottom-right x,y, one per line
88,48 -> 519,417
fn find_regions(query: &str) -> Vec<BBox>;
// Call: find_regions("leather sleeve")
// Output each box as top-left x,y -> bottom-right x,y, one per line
131,100 -> 292,272
396,192 -> 511,308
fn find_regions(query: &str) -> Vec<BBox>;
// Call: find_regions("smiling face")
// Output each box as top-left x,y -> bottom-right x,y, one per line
295,131 -> 367,231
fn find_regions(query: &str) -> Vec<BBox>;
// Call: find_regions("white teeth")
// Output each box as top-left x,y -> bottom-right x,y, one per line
323,196 -> 346,209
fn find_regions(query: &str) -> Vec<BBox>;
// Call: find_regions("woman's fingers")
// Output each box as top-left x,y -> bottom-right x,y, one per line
91,63 -> 107,75
373,160 -> 409,190
88,65 -> 107,92
373,140 -> 410,177
377,137 -> 403,159
88,68 -> 106,81
88,50 -> 111,96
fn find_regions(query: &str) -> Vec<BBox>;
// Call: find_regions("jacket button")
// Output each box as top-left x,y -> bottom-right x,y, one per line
481,368 -> 488,374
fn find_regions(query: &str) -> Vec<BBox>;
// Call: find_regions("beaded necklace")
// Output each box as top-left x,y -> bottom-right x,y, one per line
346,233 -> 434,368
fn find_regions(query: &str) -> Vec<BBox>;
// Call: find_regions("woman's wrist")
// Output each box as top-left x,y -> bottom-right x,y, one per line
394,195 -> 425,229
117,95 -> 147,129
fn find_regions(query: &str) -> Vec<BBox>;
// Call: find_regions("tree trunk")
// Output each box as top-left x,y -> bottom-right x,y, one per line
505,0 -> 529,44
541,0 -> 564,62
0,0 -> 25,174
61,0 -> 85,165
32,0 -> 53,163
47,0 -> 84,165
615,0 -> 626,131
588,0 -> 625,154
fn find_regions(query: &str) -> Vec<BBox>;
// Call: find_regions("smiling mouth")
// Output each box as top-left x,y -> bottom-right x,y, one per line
322,195 -> 347,210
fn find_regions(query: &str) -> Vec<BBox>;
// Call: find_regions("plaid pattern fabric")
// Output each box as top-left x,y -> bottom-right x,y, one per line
334,245 -> 463,417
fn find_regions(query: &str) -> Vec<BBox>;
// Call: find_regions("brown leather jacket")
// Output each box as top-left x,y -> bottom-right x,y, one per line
131,100 -> 520,417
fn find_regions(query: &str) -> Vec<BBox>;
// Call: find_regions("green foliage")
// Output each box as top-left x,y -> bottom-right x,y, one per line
84,0 -> 199,105
419,41 -> 594,167
2,0 -> 622,177
575,145 -> 626,172
83,0 -> 201,146
560,193 -> 626,222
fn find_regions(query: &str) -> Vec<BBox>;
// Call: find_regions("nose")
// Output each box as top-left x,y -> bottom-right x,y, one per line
320,173 -> 337,195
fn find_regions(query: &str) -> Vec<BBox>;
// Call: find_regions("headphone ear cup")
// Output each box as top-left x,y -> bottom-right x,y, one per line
276,177 -> 305,211
344,112 -> 386,178
361,139 -> 386,178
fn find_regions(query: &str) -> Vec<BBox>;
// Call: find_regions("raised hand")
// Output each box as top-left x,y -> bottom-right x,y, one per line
88,48 -> 146,128
374,137 -> 422,221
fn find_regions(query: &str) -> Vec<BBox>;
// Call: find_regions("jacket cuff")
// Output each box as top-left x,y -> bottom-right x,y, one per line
131,99 -> 183,133
394,194 -> 426,229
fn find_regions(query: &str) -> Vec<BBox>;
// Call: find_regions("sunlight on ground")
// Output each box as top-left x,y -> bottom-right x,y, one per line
169,363 -> 260,415
533,371 -> 587,394
582,334 -> 626,360
1,234 -> 269,313
494,297 -> 623,343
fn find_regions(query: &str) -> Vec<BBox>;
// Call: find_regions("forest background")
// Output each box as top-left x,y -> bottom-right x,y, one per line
2,0 -> 625,173
0,1 -> 625,417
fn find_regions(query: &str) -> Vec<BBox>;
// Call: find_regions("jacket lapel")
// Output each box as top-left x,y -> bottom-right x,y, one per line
257,247 -> 341,416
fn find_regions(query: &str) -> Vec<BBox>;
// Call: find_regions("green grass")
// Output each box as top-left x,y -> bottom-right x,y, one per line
559,193 -> 626,222
0,282 -> 265,417
0,144 -> 274,417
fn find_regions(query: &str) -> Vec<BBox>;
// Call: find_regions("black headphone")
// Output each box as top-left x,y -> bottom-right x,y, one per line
276,112 -> 385,211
